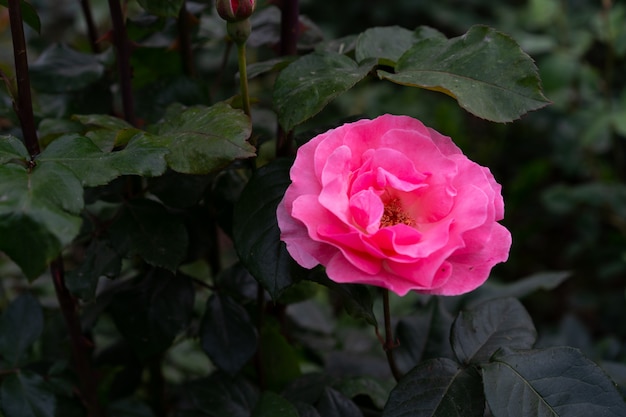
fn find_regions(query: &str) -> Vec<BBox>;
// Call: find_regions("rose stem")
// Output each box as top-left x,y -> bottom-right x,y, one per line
275,0 -> 299,158
107,0 -> 136,126
177,0 -> 196,78
80,0 -> 101,53
382,289 -> 403,381
236,40 -> 251,120
8,0 -> 38,157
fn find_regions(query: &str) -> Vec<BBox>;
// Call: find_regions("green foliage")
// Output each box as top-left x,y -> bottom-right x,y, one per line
0,0 -> 624,416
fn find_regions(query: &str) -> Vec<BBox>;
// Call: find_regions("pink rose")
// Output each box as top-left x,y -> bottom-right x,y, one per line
276,114 -> 511,296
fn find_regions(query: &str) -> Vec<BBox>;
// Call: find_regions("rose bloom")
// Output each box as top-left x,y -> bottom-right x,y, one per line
276,114 -> 511,296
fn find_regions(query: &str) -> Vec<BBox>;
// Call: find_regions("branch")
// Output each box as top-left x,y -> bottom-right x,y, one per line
80,0 -> 101,53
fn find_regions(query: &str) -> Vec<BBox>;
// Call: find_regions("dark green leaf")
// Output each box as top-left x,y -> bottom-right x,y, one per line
136,0 -> 184,17
66,239 -> 121,301
394,297 -> 455,372
378,25 -> 550,122
273,52 -> 375,131
108,397 -> 156,417
252,392 -> 299,417
184,374 -> 259,417
156,103 -> 255,174
199,294 -> 258,375
0,162 -> 83,279
38,134 -> 168,187
355,26 -> 418,65
30,44 -> 105,93
317,388 -> 363,417
0,294 -> 43,366
72,114 -> 134,131
451,297 -> 536,365
310,273 -> 376,326
483,347 -> 626,417
332,377 -> 391,410
109,270 -> 194,359
383,358 -> 485,417
0,0 -> 41,33
259,326 -> 301,391
0,136 -> 29,164
232,158 -> 298,299
0,371 -> 55,417
108,198 -> 188,271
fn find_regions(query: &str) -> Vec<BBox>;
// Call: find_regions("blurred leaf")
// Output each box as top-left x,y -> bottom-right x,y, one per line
0,0 -> 41,33
273,52 -> 375,131
0,162 -> 83,279
66,239 -> 121,301
0,136 -> 29,164
332,377 -> 390,409
0,294 -> 43,366
451,298 -> 536,365
378,25 -> 550,122
465,271 -> 570,306
148,171 -> 212,209
0,371 -> 55,417
383,358 -> 484,417
355,26 -> 427,65
199,294 -> 258,376
109,198 -> 187,271
259,326 -> 301,391
109,270 -> 194,360
136,0 -> 184,17
108,397 -> 156,417
30,44 -> 105,93
252,392 -> 299,417
184,374 -> 259,417
311,274 -> 376,326
317,388 -> 363,417
38,134 -> 168,187
156,103 -> 255,174
483,347 -> 626,417
233,158 -> 299,299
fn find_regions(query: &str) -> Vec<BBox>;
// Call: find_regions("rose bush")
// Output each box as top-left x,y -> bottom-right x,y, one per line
277,114 -> 512,296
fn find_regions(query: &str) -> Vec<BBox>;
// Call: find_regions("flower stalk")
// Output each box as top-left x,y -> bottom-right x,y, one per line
382,288 -> 403,381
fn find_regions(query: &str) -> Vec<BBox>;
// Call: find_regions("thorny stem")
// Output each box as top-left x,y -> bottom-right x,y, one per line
107,0 -> 136,126
80,0 -> 101,53
276,0 -> 299,157
381,289 -> 403,381
51,259 -> 105,417
8,0 -> 39,157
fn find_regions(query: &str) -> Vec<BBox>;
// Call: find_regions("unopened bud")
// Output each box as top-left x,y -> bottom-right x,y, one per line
216,0 -> 256,22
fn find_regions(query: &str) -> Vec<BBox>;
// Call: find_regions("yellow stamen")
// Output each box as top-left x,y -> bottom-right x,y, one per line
380,198 -> 414,227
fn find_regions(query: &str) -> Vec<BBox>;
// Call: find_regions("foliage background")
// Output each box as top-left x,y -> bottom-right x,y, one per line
0,0 -> 625,416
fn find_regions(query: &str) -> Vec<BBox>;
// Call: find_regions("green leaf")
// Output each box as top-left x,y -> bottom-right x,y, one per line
332,377 -> 391,410
0,0 -> 41,33
259,326 -> 301,391
317,388 -> 362,417
29,44 -> 105,93
108,397 -> 156,417
136,0 -> 184,17
378,25 -> 550,122
184,375 -> 258,417
108,198 -> 188,271
0,162 -> 83,279
156,103 -> 255,174
355,26 -> 420,65
199,294 -> 258,375
0,136 -> 29,164
0,371 -> 55,417
38,134 -> 168,187
0,294 -> 43,366
451,297 -> 537,365
383,358 -> 485,417
109,270 -> 194,360
233,159 -> 302,299
273,52 -> 375,131
66,239 -> 121,301
483,347 -> 626,417
310,273 -> 376,326
252,392 -> 299,417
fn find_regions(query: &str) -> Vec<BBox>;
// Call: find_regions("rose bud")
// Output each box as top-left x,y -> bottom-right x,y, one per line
216,0 -> 256,22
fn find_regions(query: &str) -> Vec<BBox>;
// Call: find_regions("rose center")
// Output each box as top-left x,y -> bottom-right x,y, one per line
380,198 -> 414,227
